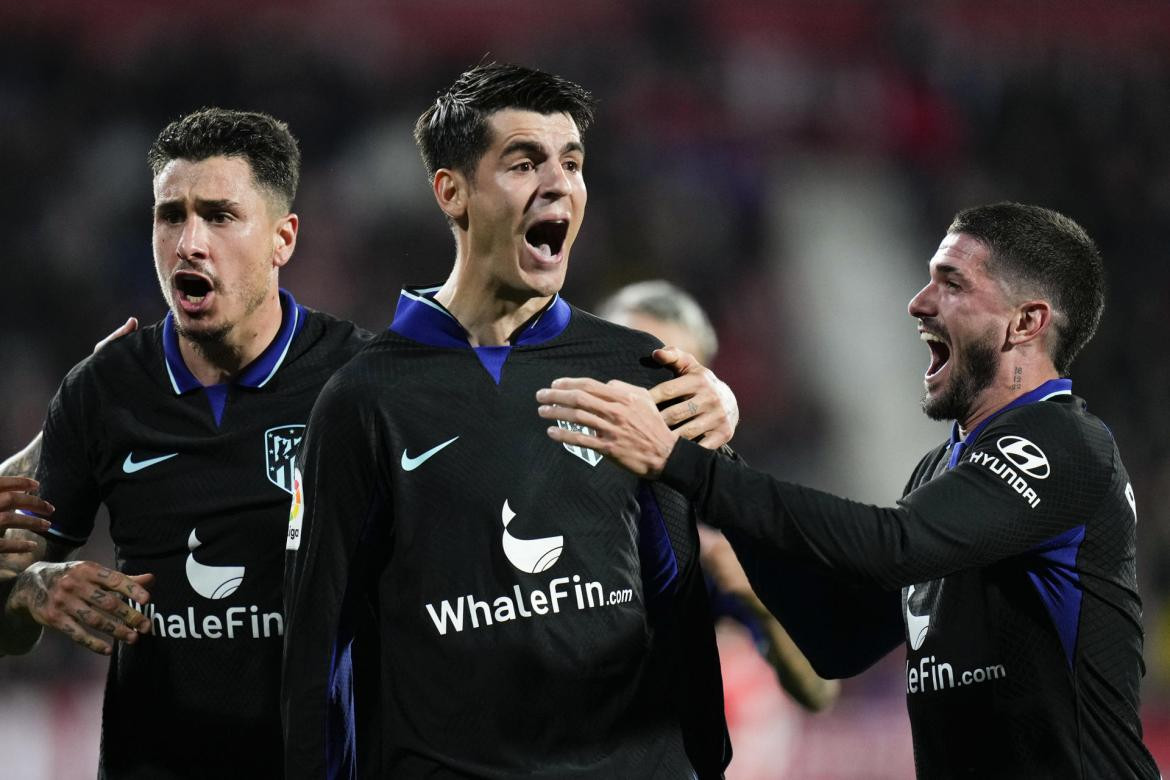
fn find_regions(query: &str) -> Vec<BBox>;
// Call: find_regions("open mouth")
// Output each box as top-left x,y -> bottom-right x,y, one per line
174,271 -> 214,306
921,331 -> 951,379
525,220 -> 569,260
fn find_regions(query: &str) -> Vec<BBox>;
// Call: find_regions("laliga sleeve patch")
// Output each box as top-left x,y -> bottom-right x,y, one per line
287,466 -> 304,551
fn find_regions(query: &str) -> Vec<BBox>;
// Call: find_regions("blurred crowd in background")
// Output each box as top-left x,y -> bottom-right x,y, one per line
1,1 -> 1168,776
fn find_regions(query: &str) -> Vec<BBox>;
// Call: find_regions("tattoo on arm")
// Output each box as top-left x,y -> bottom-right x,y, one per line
0,433 -> 43,479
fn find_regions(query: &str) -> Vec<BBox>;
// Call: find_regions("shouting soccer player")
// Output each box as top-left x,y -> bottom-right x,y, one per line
0,109 -> 375,778
0,106 -> 738,778
282,64 -> 733,778
539,203 -> 1160,778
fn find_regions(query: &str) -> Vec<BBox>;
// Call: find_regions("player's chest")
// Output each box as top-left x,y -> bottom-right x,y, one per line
95,388 -> 315,536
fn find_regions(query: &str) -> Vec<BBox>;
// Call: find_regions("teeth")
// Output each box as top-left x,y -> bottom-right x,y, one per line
188,295 -> 204,303
920,332 -> 944,343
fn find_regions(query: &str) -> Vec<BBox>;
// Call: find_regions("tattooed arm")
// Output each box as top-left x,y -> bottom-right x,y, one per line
0,534 -> 154,656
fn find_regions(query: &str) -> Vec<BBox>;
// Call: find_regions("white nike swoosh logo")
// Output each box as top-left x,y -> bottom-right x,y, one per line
122,452 -> 179,474
401,436 -> 459,472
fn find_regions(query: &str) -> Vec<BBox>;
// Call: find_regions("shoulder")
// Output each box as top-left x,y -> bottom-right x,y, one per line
566,305 -> 665,352
550,306 -> 674,388
56,320 -> 163,397
297,308 -> 376,362
972,394 -> 1117,491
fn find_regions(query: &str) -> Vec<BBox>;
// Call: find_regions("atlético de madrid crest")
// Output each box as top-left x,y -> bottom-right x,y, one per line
556,420 -> 602,467
265,425 -> 305,494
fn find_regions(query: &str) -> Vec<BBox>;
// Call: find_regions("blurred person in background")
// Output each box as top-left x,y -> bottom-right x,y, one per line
540,202 -> 1160,778
597,279 -> 839,713
282,62 -> 739,779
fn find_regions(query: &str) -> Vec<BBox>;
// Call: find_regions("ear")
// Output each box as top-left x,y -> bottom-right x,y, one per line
1007,300 -> 1052,347
434,168 -> 469,222
272,213 -> 299,269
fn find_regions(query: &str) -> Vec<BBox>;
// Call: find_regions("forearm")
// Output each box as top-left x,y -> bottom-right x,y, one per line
734,590 -> 840,711
0,434 -> 42,479
0,575 -> 45,656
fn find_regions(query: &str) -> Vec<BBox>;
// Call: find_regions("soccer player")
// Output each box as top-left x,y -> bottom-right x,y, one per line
597,280 -> 838,713
282,63 -> 732,778
538,203 -> 1160,777
0,106 -> 737,778
0,108 -> 375,779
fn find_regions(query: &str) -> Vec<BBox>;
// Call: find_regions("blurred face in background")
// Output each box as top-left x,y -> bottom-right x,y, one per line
615,311 -> 710,364
152,155 -> 296,347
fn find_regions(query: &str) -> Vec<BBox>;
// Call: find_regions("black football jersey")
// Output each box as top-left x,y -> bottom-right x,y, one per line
662,378 -> 1159,778
282,287 -> 728,780
37,290 -> 371,779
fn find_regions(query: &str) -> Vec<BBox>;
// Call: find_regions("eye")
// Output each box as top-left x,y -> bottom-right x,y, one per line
563,159 -> 581,173
512,161 -> 534,173
156,209 -> 184,225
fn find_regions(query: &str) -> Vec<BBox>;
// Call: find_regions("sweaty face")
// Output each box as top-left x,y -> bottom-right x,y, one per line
908,233 -> 1012,425
152,156 -> 288,346
464,109 -> 586,299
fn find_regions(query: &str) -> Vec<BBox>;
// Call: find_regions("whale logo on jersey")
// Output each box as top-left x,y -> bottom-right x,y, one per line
556,420 -> 602,467
501,500 -> 564,574
903,580 -> 944,651
265,425 -> 305,494
185,529 -> 246,599
996,436 -> 1050,479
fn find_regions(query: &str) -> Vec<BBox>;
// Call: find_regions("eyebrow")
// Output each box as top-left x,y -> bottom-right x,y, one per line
154,198 -> 240,214
500,140 -> 585,158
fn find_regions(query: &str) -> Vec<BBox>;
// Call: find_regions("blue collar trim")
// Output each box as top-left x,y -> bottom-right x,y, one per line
390,286 -> 571,348
163,288 -> 305,394
947,378 -> 1072,468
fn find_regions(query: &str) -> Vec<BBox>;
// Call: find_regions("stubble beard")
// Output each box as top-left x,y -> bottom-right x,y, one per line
921,335 -> 1001,423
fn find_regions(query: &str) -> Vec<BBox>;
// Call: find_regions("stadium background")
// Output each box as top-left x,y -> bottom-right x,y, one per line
1,1 -> 1168,776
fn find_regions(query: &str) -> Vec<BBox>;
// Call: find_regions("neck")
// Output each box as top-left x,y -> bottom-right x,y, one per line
178,292 -> 284,386
434,256 -> 553,347
959,360 -> 1060,432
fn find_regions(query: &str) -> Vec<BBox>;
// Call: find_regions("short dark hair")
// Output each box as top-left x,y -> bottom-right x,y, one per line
147,107 -> 301,211
413,62 -> 596,182
948,202 -> 1104,375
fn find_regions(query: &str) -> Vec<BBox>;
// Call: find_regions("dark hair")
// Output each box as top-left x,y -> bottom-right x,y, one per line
147,107 -> 301,211
948,202 -> 1104,375
413,62 -> 596,182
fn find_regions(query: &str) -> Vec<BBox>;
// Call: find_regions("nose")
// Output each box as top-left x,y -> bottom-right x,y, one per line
538,161 -> 570,200
907,281 -> 935,319
176,216 -> 209,260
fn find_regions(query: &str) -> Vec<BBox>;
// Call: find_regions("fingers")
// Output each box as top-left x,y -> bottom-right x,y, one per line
546,424 -> 606,454
0,512 -> 53,535
16,561 -> 154,655
93,566 -> 153,607
93,317 -> 138,354
676,414 -> 731,450
651,346 -> 700,376
0,477 -> 39,494
0,492 -> 55,516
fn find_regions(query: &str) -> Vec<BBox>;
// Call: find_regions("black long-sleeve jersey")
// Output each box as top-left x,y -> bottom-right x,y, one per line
661,378 -> 1159,778
36,290 -> 371,779
282,287 -> 729,780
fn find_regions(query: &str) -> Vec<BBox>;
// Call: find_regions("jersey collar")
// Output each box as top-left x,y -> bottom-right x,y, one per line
162,288 -> 306,394
390,285 -> 571,348
947,378 -> 1072,468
